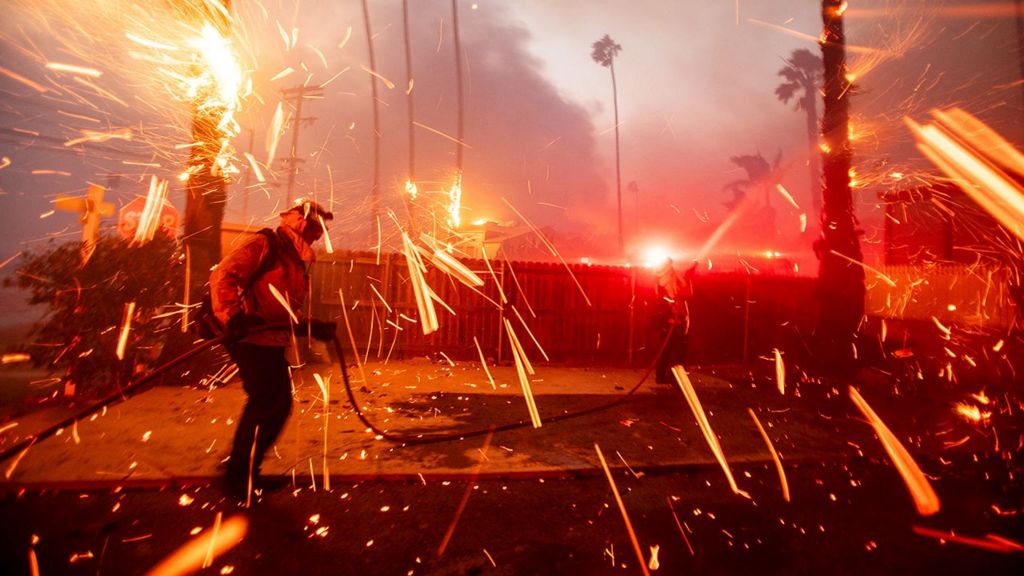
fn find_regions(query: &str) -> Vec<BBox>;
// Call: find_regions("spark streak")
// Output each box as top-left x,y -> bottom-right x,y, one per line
505,319 -> 541,428
0,65 -> 48,93
912,526 -> 1024,554
145,514 -> 247,576
115,302 -> 136,361
314,372 -> 331,491
849,386 -> 941,516
45,62 -> 103,77
595,443 -> 650,576
906,109 -> 1024,242
360,64 -> 396,89
133,177 -> 169,244
748,408 -> 790,502
412,121 -> 472,148
402,234 -> 439,335
473,336 -> 496,389
672,365 -> 749,498
268,284 -> 299,324
773,348 -> 785,395
829,250 -> 897,287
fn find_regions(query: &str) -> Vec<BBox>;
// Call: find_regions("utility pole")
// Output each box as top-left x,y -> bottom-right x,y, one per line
361,0 -> 381,223
816,0 -> 865,374
280,85 -> 323,203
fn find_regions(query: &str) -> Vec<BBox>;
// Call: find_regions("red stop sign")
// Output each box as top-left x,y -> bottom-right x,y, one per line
118,196 -> 180,239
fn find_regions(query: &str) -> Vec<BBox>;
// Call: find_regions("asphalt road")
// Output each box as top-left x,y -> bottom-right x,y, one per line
2,452 -> 1022,575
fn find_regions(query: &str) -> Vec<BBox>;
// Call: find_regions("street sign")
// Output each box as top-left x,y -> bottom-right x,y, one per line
118,196 -> 179,239
55,184 -> 116,264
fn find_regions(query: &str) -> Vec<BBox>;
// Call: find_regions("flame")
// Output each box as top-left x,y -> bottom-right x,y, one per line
187,23 -> 242,126
405,179 -> 418,200
447,172 -> 463,229
954,402 -> 990,423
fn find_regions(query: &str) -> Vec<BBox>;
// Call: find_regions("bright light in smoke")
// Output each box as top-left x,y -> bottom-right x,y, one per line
641,245 -> 672,268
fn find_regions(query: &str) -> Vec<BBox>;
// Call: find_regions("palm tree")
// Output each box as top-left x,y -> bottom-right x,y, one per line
401,0 -> 417,234
816,0 -> 864,374
721,151 -> 783,242
447,0 -> 465,233
776,48 -> 823,219
361,0 -> 381,222
591,34 -> 624,254
722,151 -> 782,208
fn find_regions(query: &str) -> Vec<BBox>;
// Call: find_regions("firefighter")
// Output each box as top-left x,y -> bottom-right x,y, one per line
653,258 -> 695,384
210,198 -> 336,500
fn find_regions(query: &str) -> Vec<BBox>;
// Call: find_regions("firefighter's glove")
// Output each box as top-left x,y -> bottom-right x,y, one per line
308,320 -> 337,342
226,313 -> 265,342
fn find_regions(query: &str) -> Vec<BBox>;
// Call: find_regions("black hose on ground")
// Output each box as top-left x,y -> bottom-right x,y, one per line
331,324 -> 676,445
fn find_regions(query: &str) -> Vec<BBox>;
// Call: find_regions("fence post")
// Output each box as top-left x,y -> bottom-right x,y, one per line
496,258 -> 506,364
742,274 -> 752,368
628,266 -> 636,366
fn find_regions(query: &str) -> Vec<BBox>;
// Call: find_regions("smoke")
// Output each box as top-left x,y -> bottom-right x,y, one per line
232,0 -> 610,252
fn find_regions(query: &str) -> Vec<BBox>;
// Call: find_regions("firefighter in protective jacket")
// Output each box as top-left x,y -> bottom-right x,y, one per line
210,198 -> 335,500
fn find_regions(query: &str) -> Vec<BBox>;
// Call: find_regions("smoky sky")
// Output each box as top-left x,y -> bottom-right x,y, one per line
0,0 -> 1023,267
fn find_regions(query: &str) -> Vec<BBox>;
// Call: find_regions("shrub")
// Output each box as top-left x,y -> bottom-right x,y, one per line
12,234 -> 181,396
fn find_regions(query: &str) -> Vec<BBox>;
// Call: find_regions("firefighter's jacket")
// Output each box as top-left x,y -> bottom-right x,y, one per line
210,225 -> 314,347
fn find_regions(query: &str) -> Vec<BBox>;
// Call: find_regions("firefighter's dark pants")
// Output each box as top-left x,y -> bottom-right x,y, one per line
225,343 -> 292,482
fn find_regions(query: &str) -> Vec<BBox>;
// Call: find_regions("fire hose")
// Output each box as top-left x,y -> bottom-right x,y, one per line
0,322 -> 675,462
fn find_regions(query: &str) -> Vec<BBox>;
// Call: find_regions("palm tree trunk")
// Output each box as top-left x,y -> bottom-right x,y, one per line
804,87 -> 822,218
402,0 -> 417,233
184,0 -> 231,287
361,0 -> 381,222
611,58 -> 623,254
816,0 -> 865,374
452,0 -> 465,172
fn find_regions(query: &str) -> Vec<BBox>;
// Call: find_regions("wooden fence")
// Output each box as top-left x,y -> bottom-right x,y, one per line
308,252 -> 835,366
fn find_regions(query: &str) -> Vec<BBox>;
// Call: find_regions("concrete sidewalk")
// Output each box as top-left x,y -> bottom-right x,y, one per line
0,358 -> 897,488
